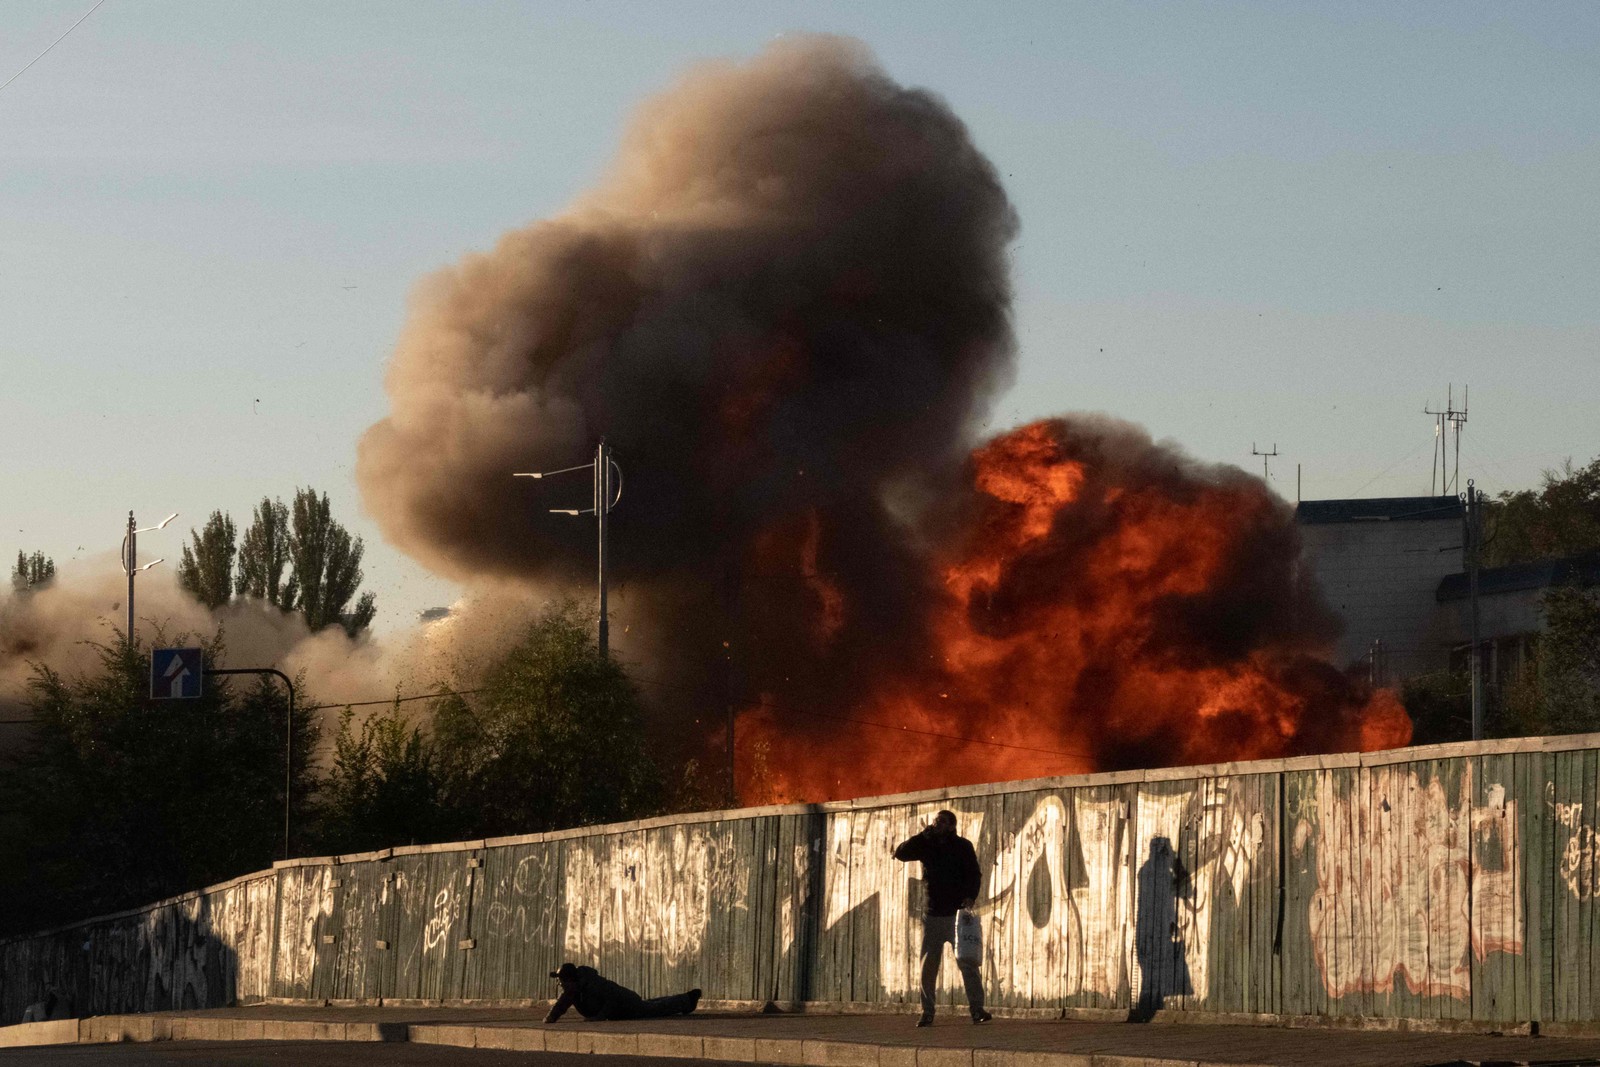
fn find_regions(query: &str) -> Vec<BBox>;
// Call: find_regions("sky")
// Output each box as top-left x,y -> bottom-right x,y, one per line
3,1 -> 1597,636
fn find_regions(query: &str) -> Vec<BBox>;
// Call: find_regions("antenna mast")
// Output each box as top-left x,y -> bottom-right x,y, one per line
1424,385 -> 1468,494
1251,442 -> 1279,482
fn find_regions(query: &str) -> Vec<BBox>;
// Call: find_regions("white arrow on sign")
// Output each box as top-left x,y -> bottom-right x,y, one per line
164,655 -> 190,698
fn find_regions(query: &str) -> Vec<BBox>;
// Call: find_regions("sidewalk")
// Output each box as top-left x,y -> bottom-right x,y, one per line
4,1004 -> 1599,1066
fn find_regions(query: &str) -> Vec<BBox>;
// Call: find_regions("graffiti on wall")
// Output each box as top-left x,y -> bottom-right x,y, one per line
1555,800 -> 1598,901
1300,764 -> 1523,1000
563,825 -> 749,967
482,853 -> 561,944
15,748 -> 1600,1026
809,784 -> 1265,1008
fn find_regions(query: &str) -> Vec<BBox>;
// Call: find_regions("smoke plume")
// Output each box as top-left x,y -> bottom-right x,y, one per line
353,34 -> 1409,802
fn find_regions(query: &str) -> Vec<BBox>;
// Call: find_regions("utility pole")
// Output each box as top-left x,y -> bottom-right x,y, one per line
595,439 -> 612,658
1466,479 -> 1484,741
1251,442 -> 1279,482
120,510 -> 177,647
513,440 -> 623,657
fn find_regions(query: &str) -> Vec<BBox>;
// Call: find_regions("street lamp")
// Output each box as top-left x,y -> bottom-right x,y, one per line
514,439 -> 623,657
121,510 -> 177,648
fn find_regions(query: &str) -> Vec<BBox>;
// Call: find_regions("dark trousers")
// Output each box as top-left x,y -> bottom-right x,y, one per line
605,989 -> 699,1020
919,914 -> 984,1020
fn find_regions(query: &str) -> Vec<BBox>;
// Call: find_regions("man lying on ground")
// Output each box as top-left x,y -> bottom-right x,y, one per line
543,961 -> 702,1023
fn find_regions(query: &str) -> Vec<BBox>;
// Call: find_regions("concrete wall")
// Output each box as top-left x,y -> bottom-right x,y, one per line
5,733 -> 1600,1027
1299,516 -> 1463,680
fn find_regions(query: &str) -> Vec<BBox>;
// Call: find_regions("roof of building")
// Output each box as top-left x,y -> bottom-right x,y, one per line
1437,553 -> 1600,602
1295,495 -> 1463,525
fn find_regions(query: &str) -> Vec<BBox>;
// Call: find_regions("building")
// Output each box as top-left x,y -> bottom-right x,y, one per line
1297,495 -> 1598,690
1296,496 -> 1464,682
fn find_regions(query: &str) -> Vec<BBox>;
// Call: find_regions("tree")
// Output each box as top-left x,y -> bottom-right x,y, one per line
235,488 -> 377,636
10,550 -> 55,592
177,511 -> 236,609
1485,456 -> 1600,566
285,488 -> 377,637
313,705 -> 451,854
1426,455 -> 1600,740
237,497 -> 292,607
0,634 -> 319,937
431,604 -> 662,837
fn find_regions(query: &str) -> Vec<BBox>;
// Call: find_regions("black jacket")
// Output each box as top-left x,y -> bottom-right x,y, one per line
545,965 -> 639,1022
894,829 -> 981,917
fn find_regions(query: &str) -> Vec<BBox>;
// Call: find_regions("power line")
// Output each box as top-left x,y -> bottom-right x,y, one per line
297,687 -> 492,713
295,673 -> 1097,761
0,0 -> 108,96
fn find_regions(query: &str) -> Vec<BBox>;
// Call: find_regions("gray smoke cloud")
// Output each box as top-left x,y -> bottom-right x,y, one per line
356,36 -> 1017,587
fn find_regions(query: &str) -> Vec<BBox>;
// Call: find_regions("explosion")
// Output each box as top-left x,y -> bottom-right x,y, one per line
739,419 -> 1409,801
353,35 -> 1409,804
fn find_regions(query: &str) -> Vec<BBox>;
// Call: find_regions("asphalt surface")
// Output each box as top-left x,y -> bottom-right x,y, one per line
6,1006 -> 1600,1066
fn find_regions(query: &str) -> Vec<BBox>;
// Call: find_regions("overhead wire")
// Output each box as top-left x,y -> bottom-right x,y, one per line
195,671 -> 1098,761
0,0 -> 108,96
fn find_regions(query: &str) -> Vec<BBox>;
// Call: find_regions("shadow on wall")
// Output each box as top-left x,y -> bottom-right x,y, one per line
3,886 -> 246,1024
1130,835 -> 1192,1022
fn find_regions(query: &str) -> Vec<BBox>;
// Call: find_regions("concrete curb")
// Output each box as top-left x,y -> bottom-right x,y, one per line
0,1015 -> 1578,1067
0,1014 -> 1256,1066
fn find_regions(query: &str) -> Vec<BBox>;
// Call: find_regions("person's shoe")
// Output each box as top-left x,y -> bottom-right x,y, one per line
915,1014 -> 934,1027
972,1010 -> 992,1024
685,989 -> 702,1014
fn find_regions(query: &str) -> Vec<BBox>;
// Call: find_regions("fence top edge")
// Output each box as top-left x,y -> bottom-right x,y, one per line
0,868 -> 276,947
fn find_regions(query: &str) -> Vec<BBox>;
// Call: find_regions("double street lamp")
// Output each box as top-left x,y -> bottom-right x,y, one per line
514,439 -> 623,657
121,510 -> 177,648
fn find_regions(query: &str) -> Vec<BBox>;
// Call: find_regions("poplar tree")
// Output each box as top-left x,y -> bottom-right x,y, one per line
236,496 -> 292,608
10,550 -> 55,592
285,487 -> 377,637
177,511 -> 237,609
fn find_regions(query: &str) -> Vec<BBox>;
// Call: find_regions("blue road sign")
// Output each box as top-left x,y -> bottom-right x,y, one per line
150,647 -> 203,700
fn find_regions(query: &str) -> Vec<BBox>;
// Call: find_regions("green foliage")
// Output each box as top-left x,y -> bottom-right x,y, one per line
233,489 -> 376,635
177,511 -> 237,609
314,705 -> 450,854
0,635 -> 318,937
10,550 -> 55,592
1508,586 -> 1600,737
285,488 -> 376,637
1469,454 -> 1600,738
1485,456 -> 1600,566
1400,670 -> 1471,746
237,497 -> 292,607
432,605 -> 663,837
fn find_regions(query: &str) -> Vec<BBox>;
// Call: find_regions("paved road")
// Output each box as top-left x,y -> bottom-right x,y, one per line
0,1042 -> 681,1066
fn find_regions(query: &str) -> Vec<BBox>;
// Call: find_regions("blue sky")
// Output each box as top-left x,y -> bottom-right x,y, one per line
4,1 -> 1596,633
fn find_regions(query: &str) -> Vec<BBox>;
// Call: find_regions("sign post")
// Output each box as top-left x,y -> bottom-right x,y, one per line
148,649 -> 298,858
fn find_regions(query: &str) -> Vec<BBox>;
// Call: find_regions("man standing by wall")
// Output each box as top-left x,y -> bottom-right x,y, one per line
894,809 -> 990,1026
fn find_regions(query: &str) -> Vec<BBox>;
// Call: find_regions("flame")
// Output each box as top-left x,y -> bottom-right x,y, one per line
738,420 -> 1410,804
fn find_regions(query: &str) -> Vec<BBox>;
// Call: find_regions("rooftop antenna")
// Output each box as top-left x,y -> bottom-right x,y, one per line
1251,442 -> 1279,482
1424,385 -> 1468,495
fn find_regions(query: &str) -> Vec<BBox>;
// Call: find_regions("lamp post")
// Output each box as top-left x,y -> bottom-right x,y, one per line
514,439 -> 623,657
209,667 -> 296,858
121,510 -> 177,648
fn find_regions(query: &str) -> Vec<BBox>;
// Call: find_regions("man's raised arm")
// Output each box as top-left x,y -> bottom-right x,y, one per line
894,826 -> 931,861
